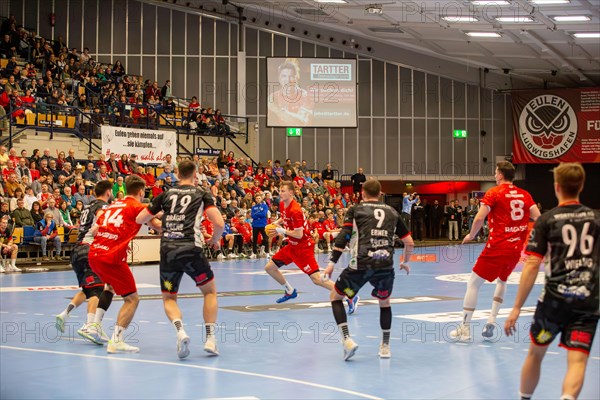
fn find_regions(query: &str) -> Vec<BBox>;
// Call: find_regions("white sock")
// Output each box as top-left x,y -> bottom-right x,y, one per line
560,395 -> 575,400
519,391 -> 533,400
94,308 -> 106,324
283,281 -> 294,294
462,273 -> 485,326
488,279 -> 507,323
87,313 -> 95,324
11,259 -> 16,268
173,319 -> 185,335
112,325 -> 125,342
205,323 -> 216,338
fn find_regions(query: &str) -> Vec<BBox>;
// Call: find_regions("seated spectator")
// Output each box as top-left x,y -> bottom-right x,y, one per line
45,197 -> 65,226
214,109 -> 231,136
30,201 -> 44,225
70,200 -> 84,224
4,173 -> 23,197
112,176 -> 126,197
33,211 -> 63,261
157,164 -> 177,182
61,187 -> 76,209
0,202 -> 11,221
23,187 -> 37,210
82,162 -> 98,185
11,197 -> 34,227
0,217 -> 20,272
59,201 -> 77,231
73,184 -> 93,206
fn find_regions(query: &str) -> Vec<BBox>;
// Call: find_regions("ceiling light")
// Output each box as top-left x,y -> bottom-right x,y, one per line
442,16 -> 479,22
314,0 -> 347,3
496,16 -> 535,22
529,0 -> 570,4
471,1 -> 511,5
466,31 -> 502,37
573,32 -> 600,38
551,15 -> 591,22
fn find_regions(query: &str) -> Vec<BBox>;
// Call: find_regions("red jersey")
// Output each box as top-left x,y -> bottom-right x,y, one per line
310,221 -> 325,238
233,220 -> 252,243
480,183 -> 535,250
279,199 -> 313,247
293,176 -> 306,187
202,218 -> 214,236
91,196 -> 147,260
323,219 -> 338,232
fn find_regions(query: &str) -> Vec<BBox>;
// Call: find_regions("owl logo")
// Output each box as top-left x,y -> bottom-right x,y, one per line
163,280 -> 173,292
518,94 -> 577,160
536,329 -> 552,344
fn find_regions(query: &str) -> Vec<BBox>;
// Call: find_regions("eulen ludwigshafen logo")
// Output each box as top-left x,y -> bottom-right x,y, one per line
518,94 -> 577,159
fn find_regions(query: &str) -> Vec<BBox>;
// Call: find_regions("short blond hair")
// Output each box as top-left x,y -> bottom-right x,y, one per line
553,162 -> 585,197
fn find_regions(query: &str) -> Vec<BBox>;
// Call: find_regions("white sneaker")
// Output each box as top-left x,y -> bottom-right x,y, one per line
379,343 -> 391,359
8,265 -> 21,272
107,340 -> 140,354
177,333 -> 191,359
204,335 -> 219,356
216,253 -> 225,261
450,324 -> 471,342
80,323 -> 104,345
258,246 -> 266,257
249,254 -> 257,259
0,264 -> 5,273
227,253 -> 238,259
55,314 -> 66,333
343,337 -> 358,361
97,324 -> 110,343
77,323 -> 89,337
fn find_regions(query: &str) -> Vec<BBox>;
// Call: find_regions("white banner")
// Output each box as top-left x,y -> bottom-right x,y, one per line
100,126 -> 177,165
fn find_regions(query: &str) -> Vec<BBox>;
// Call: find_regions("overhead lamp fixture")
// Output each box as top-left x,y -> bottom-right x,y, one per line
496,16 -> 535,22
573,32 -> 600,38
471,1 -> 511,6
551,15 -> 591,22
529,0 -> 570,4
466,31 -> 502,37
442,16 -> 479,22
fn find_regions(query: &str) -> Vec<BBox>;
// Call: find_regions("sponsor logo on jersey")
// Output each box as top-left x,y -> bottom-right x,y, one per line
536,329 -> 553,344
343,288 -> 355,297
518,94 -> 577,159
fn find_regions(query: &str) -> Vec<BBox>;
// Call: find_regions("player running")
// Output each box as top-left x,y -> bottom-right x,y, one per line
137,160 -> 224,358
452,161 -> 540,341
88,175 -> 161,354
55,181 -> 114,344
505,163 -> 599,400
323,179 -> 414,360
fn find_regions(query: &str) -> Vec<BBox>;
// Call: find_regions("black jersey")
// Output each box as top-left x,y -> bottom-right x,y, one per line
148,185 -> 215,246
77,199 -> 109,244
526,203 -> 600,314
333,201 -> 410,270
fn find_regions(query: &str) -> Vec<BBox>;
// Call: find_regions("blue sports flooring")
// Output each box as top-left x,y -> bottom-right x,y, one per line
1,244 -> 598,399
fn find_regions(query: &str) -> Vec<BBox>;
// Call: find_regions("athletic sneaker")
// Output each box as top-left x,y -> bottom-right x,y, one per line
450,324 -> 471,342
7,265 -> 21,272
0,264 -> 5,273
204,335 -> 219,356
80,323 -> 104,345
379,343 -> 391,359
347,295 -> 360,315
249,254 -> 257,260
177,333 -> 191,359
55,315 -> 66,333
107,340 -> 140,354
276,289 -> 297,303
258,246 -> 266,257
227,253 -> 238,259
216,253 -> 225,261
343,337 -> 358,361
482,323 -> 496,340
77,323 -> 89,337
97,325 -> 110,343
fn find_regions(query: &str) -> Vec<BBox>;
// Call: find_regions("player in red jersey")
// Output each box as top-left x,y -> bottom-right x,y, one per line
264,181 -> 340,304
88,175 -> 162,353
451,161 -> 541,341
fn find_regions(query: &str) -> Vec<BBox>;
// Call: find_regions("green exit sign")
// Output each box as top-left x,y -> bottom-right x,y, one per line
453,129 -> 467,138
287,127 -> 302,137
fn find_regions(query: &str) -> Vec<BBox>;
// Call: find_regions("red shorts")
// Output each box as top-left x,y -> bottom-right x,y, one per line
272,243 -> 320,275
88,251 -> 137,296
473,246 -> 522,282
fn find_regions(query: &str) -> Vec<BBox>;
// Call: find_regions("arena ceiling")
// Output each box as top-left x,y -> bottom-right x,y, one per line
165,0 -> 600,88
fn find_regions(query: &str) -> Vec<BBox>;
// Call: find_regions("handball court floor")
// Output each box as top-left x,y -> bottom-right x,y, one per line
1,244 -> 598,400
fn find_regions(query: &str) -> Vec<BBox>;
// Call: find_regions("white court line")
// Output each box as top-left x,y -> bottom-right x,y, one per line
34,313 -> 45,316
478,345 -> 490,348
157,322 -> 168,325
205,397 -> 260,400
0,345 -> 383,400
0,311 -> 8,314
501,347 -> 513,350
547,352 -> 559,355
138,321 -> 150,323
592,357 -> 600,361
16,312 -> 27,315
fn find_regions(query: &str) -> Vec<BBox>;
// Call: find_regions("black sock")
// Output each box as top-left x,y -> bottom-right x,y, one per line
380,306 -> 392,330
66,303 -> 76,314
331,300 -> 347,326
97,290 -> 114,311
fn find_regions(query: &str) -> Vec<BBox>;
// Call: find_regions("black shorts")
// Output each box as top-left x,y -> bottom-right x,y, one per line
334,267 -> 395,300
160,241 -> 214,294
71,244 -> 103,288
530,300 -> 599,355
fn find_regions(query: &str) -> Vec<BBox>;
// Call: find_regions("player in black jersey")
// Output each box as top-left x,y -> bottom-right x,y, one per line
505,163 -> 599,400
55,181 -> 114,345
323,179 -> 414,360
137,160 -> 224,358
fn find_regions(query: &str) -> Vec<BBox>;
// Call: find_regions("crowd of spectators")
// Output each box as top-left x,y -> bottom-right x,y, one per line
0,15 -> 230,135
